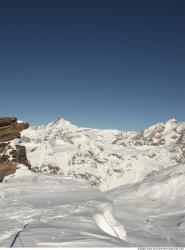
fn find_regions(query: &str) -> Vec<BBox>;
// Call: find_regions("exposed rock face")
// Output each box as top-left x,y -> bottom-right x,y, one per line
0,117 -> 30,181
0,162 -> 17,182
0,117 -> 29,142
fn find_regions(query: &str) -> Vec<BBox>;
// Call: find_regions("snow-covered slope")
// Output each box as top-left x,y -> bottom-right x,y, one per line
0,165 -> 128,247
1,163 -> 185,247
21,118 -> 185,191
108,163 -> 185,246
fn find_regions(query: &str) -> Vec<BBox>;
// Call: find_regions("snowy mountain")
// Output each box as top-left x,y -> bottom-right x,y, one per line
1,117 -> 185,247
21,118 -> 185,191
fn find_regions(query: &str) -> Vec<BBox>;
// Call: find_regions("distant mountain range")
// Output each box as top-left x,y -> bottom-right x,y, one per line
21,118 -> 185,191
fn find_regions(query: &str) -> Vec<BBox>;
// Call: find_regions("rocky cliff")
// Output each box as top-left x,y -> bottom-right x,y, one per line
0,117 -> 30,181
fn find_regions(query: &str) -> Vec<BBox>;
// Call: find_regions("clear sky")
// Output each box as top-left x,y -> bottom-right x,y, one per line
0,0 -> 184,131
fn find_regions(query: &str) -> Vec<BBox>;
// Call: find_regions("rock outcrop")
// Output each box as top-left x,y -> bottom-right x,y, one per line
0,117 -> 29,142
0,162 -> 17,182
0,117 -> 30,181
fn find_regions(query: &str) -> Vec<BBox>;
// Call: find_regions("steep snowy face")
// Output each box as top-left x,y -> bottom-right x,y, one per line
131,119 -> 183,146
21,118 -> 185,191
22,118 -> 78,144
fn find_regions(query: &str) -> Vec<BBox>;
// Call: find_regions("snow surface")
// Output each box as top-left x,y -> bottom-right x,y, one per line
107,163 -> 185,246
0,163 -> 185,247
0,165 -> 128,247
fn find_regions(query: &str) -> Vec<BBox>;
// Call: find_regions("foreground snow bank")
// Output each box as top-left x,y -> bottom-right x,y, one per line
108,163 -> 185,246
0,165 -> 128,247
1,163 -> 185,247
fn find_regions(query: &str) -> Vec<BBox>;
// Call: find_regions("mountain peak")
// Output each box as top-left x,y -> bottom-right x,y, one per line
165,118 -> 177,124
49,117 -> 78,130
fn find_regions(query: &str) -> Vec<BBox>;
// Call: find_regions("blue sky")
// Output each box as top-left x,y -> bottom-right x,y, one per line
0,0 -> 184,131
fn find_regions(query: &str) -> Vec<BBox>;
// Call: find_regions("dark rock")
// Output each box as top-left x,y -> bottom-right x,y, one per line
0,118 -> 29,143
0,162 -> 17,182
11,145 -> 31,168
0,116 -> 30,180
0,117 -> 17,127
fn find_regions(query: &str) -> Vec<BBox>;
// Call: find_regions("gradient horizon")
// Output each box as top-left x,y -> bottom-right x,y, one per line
0,0 -> 184,131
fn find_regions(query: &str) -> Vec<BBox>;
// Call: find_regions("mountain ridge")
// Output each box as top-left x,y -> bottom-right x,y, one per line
21,117 -> 185,191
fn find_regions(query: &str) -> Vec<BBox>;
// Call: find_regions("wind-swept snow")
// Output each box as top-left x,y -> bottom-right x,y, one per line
94,203 -> 127,240
0,165 -> 128,247
1,163 -> 185,247
107,163 -> 185,246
